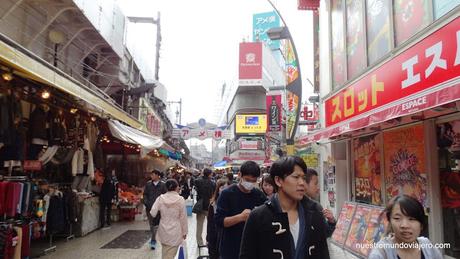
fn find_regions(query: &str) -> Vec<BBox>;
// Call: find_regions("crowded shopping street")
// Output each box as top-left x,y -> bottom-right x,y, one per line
0,0 -> 459,258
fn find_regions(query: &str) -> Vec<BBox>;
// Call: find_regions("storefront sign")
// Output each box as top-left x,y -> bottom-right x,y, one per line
239,140 -> 259,150
229,150 -> 266,161
266,93 -> 282,132
331,202 -> 357,246
383,124 -> 428,207
146,113 -> 162,136
353,134 -> 382,205
298,0 -> 320,10
325,17 -> 460,127
235,114 -> 267,134
299,153 -> 319,168
239,42 -> 262,86
23,160 -> 42,171
172,127 -> 232,140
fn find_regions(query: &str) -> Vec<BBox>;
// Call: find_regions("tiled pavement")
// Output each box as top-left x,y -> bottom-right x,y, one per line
37,211 -> 360,259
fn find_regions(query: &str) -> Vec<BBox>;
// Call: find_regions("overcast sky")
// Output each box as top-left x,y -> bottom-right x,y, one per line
116,0 -> 313,150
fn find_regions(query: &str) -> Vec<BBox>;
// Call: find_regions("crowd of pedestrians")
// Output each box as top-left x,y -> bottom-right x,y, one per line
142,156 -> 442,259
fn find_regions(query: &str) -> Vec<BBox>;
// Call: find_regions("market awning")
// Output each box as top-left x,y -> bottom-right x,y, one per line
297,78 -> 460,145
108,120 -> 164,156
0,34 -> 143,129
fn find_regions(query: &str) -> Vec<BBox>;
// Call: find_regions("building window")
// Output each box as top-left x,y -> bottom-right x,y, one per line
331,0 -> 347,88
346,0 -> 367,79
433,0 -> 460,19
366,0 -> 392,65
393,0 -> 432,46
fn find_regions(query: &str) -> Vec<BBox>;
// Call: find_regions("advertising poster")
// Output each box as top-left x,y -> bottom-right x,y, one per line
252,11 -> 280,49
346,0 -> 366,78
366,0 -> 391,64
344,205 -> 373,253
286,91 -> 299,139
235,114 -> 267,134
383,124 -> 428,207
353,134 -> 382,205
359,206 -> 388,256
238,42 -> 262,86
331,202 -> 356,246
331,0 -> 346,87
266,94 -> 282,132
394,0 -> 431,45
437,120 -> 460,208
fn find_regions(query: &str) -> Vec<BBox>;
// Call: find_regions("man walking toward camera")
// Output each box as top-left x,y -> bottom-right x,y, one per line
143,170 -> 167,250
214,161 -> 267,259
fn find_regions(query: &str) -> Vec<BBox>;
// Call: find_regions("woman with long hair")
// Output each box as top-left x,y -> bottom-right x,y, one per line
369,194 -> 442,259
150,179 -> 188,259
206,178 -> 229,259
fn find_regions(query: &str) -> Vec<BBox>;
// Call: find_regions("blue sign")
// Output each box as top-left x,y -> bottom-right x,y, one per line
253,11 -> 280,50
245,116 -> 259,125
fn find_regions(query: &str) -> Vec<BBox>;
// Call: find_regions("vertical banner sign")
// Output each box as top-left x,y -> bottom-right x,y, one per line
239,42 -> 263,86
253,11 -> 280,50
285,39 -> 302,142
383,124 -> 428,207
353,134 -> 382,205
266,93 -> 282,132
313,10 -> 320,93
331,202 -> 357,246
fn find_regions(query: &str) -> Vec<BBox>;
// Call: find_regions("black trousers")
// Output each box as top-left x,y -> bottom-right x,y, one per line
100,202 -> 111,227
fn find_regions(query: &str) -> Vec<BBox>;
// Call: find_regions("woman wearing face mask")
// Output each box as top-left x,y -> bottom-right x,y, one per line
369,194 -> 442,259
150,179 -> 188,259
207,178 -> 229,259
260,173 -> 276,199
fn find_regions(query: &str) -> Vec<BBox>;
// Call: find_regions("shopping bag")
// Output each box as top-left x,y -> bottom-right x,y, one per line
176,240 -> 187,259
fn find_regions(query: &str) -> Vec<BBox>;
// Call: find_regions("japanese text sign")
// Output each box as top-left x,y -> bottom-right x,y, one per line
325,17 -> 460,127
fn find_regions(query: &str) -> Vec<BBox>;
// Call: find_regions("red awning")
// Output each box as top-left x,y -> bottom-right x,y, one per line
297,79 -> 460,145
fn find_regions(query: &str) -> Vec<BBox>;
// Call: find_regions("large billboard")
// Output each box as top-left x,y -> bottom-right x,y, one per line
235,114 -> 267,134
239,42 -> 263,86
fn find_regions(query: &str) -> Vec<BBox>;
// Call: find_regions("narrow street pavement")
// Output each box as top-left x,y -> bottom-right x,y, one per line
36,211 -> 360,259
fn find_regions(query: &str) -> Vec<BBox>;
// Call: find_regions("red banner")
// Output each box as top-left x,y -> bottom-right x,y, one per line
239,42 -> 262,86
23,160 -> 42,171
298,0 -> 320,10
266,93 -> 282,132
325,17 -> 460,127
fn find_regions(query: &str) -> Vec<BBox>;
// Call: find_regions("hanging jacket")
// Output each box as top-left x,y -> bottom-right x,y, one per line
71,148 -> 95,179
150,191 -> 188,246
29,106 -> 48,141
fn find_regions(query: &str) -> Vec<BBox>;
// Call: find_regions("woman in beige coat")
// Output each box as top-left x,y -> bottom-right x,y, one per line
150,179 -> 188,259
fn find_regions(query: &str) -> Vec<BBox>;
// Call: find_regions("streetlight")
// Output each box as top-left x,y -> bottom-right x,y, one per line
127,12 -> 162,81
266,25 -> 302,155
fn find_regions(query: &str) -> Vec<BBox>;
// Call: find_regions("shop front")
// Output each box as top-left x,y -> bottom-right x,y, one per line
298,15 -> 460,258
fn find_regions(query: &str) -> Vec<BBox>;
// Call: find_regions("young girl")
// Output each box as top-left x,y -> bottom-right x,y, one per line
369,194 -> 443,259
150,179 -> 188,259
260,173 -> 275,199
206,178 -> 229,259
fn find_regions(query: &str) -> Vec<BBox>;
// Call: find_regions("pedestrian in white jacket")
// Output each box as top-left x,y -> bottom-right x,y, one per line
150,179 -> 188,259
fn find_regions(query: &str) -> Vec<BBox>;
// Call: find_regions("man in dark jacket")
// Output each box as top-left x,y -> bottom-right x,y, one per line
193,168 -> 215,246
143,170 -> 167,250
215,161 -> 267,259
240,156 -> 330,259
99,173 -> 116,229
305,168 -> 336,237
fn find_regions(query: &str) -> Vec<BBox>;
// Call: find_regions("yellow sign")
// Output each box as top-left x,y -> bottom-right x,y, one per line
235,114 -> 267,134
301,154 -> 319,168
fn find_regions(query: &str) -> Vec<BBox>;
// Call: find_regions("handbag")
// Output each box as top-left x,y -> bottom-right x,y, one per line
192,199 -> 203,214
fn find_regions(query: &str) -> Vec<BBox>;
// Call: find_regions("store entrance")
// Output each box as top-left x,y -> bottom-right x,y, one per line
437,118 -> 460,258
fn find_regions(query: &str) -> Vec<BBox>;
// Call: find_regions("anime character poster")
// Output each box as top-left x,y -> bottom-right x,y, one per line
331,0 -> 346,87
393,0 -> 432,45
383,124 -> 428,207
437,120 -> 460,208
344,205 -> 373,254
346,0 -> 366,78
359,207 -> 388,256
366,0 -> 391,64
331,202 -> 357,246
353,134 -> 382,205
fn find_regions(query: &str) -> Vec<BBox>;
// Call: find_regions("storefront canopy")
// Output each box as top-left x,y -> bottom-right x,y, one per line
298,78 -> 460,145
108,120 -> 164,156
